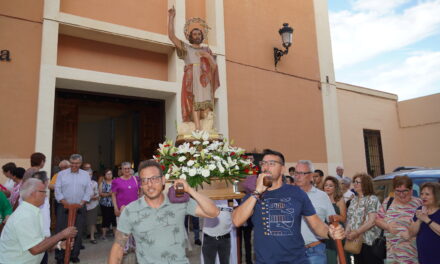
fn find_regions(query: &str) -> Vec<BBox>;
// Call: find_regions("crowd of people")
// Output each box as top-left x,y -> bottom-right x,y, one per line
273,159 -> 440,264
0,150 -> 439,264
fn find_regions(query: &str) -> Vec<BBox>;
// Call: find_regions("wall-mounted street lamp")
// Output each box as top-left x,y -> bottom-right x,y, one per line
274,23 -> 294,67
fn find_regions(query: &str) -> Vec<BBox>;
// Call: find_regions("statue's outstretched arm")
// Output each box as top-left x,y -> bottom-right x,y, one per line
168,6 -> 183,50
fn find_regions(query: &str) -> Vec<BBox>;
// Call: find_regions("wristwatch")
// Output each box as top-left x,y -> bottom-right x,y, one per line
251,190 -> 261,201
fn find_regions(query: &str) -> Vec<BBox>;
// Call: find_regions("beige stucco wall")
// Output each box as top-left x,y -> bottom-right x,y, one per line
337,83 -> 402,177
398,94 -> 440,167
224,0 -> 327,163
0,0 -> 44,183
60,0 -> 168,35
186,0 -> 206,22
57,35 -> 168,81
337,83 -> 440,178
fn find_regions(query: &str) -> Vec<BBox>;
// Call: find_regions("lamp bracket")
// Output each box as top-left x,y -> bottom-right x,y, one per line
274,46 -> 289,67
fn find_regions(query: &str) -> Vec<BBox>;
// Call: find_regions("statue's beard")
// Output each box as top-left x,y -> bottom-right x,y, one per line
189,37 -> 203,45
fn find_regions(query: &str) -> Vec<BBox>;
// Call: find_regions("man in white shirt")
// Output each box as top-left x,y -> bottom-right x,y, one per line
0,178 -> 77,264
55,154 -> 92,263
335,166 -> 351,182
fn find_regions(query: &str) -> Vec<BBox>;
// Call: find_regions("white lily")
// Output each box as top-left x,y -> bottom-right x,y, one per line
227,156 -> 236,167
177,142 -> 191,154
217,162 -> 225,173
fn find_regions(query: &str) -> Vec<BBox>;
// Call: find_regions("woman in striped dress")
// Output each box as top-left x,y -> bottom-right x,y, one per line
375,176 -> 422,264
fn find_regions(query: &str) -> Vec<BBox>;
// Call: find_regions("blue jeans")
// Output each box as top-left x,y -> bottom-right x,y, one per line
305,242 -> 327,264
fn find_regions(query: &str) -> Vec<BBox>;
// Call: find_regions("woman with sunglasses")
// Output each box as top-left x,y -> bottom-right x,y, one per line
346,173 -> 382,264
375,176 -> 422,263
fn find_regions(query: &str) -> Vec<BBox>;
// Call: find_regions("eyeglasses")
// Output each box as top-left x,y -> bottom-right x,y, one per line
353,180 -> 362,185
141,176 -> 162,184
395,189 -> 410,194
259,160 -> 283,167
294,171 -> 312,176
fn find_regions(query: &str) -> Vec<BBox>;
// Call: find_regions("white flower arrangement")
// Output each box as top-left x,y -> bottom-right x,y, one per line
154,131 -> 258,188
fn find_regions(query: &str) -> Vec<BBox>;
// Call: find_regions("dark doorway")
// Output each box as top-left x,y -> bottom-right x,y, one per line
363,129 -> 385,177
52,89 -> 165,172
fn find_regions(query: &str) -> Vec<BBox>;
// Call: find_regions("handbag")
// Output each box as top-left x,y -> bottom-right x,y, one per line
372,197 -> 394,259
344,235 -> 363,254
344,196 -> 368,254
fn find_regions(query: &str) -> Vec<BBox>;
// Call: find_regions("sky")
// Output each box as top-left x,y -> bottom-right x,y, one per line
328,0 -> 440,101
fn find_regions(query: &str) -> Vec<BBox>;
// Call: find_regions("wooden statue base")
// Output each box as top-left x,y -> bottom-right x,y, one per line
166,179 -> 245,201
196,179 -> 245,200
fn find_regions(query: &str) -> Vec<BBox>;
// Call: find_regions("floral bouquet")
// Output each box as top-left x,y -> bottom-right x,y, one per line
154,131 -> 258,188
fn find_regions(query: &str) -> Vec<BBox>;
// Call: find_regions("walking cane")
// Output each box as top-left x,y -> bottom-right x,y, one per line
64,204 -> 82,264
329,215 -> 347,264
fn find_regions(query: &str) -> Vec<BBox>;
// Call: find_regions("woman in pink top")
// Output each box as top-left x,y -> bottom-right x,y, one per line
111,162 -> 139,253
111,162 -> 139,217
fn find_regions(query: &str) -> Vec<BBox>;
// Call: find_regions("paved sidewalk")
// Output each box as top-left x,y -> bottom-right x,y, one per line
48,235 -> 202,264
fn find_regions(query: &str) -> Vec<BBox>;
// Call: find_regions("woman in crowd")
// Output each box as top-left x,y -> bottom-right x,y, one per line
323,176 -> 347,264
346,173 -> 382,264
99,169 -> 117,240
86,169 -> 100,244
111,162 -> 139,253
313,169 -> 325,189
375,176 -> 422,263
409,182 -> 440,264
8,167 -> 25,210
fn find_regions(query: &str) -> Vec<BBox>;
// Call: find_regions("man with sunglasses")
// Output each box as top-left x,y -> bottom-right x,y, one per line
108,159 -> 219,264
232,149 -> 344,264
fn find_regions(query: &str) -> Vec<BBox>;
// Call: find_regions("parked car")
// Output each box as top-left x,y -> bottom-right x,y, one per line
373,169 -> 440,202
392,166 -> 425,172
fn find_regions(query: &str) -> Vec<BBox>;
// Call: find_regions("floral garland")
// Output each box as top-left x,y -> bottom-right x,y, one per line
154,131 -> 258,188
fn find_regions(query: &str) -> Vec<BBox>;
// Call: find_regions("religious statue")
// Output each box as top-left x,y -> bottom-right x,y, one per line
168,6 -> 220,136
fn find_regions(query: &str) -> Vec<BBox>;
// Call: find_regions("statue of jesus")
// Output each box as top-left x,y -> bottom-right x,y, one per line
168,6 -> 220,133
